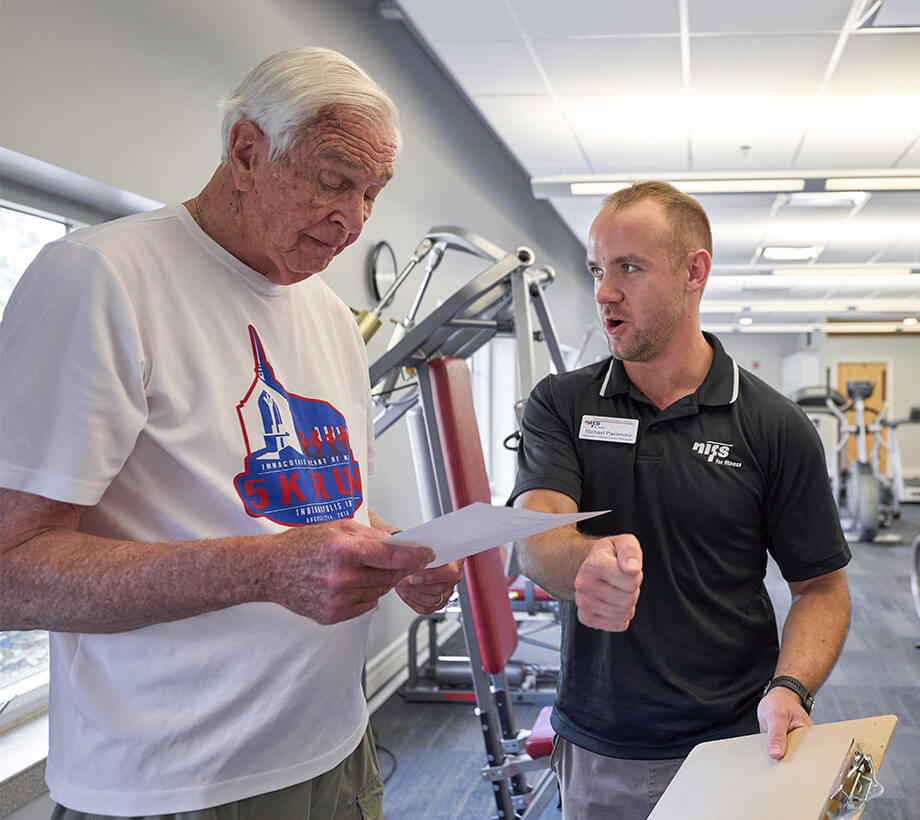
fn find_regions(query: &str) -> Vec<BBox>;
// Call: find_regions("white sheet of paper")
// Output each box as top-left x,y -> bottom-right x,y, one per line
384,502 -> 610,567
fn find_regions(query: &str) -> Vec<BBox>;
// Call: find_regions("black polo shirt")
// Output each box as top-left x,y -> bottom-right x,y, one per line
511,333 -> 850,759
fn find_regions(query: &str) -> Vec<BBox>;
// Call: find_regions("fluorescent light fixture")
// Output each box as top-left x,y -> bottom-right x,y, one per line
702,321 -> 920,334
570,179 -> 805,196
709,273 -> 919,291
738,316 -> 754,325
760,246 -> 821,261
702,322 -> 821,334
570,181 -> 632,196
904,317 -> 920,326
825,176 -> 920,191
677,179 -> 805,194
821,322 -> 920,333
700,299 -> 920,313
770,266 -> 913,277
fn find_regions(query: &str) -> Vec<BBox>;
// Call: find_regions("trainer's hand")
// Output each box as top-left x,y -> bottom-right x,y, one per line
269,520 -> 434,625
573,534 -> 643,631
757,685 -> 813,760
396,560 -> 463,614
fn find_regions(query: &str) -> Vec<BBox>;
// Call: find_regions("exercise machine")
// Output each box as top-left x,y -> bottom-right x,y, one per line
360,227 -> 565,704
796,380 -> 888,542
874,405 -> 920,512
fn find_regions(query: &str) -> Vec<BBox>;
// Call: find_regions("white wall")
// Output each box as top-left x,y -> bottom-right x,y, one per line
0,0 -> 593,673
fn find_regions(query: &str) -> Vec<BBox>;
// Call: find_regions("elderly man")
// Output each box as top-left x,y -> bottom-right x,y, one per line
0,47 -> 460,819
512,181 -> 851,820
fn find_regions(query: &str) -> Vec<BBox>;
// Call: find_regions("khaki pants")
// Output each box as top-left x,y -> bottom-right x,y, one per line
51,723 -> 383,820
550,735 -> 683,820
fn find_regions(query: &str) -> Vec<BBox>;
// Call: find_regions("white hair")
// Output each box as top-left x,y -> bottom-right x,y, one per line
219,47 -> 401,164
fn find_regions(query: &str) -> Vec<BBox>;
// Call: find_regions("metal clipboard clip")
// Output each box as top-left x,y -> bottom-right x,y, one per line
823,742 -> 886,820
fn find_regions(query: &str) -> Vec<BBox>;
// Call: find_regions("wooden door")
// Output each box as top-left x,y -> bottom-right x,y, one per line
836,361 -> 888,474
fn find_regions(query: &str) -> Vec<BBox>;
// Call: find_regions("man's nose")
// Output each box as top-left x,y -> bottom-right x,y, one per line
331,192 -> 367,234
595,273 -> 623,303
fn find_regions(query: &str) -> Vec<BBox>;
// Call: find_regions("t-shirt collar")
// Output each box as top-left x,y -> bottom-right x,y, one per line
598,332 -> 740,406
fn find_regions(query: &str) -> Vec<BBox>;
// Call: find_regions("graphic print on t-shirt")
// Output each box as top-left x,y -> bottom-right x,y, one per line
233,326 -> 362,525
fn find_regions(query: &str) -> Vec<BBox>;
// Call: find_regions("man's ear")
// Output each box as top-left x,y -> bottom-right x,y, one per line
226,119 -> 266,193
685,248 -> 711,295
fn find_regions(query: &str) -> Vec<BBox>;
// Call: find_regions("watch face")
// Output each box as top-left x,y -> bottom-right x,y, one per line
368,241 -> 398,303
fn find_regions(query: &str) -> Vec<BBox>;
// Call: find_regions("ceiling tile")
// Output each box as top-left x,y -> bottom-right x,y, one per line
858,192 -> 920,220
689,94 -> 810,170
534,38 -> 683,95
697,193 -> 778,219
433,41 -> 546,95
818,242 -> 896,264
395,0 -> 520,41
830,33 -> 920,90
875,238 -> 920,264
690,35 -> 836,91
895,136 -> 920,167
688,0 -> 851,33
795,93 -> 920,167
512,0 -> 680,37
475,95 -> 589,173
559,92 -> 690,172
896,133 -> 920,168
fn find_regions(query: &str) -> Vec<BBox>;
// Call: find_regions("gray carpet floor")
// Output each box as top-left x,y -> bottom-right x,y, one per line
372,505 -> 920,819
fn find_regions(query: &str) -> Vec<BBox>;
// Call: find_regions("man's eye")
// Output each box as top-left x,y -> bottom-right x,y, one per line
623,263 -> 638,273
588,267 -> 603,280
320,171 -> 346,190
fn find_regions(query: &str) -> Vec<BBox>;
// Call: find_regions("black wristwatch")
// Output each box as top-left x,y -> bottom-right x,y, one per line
763,675 -> 814,714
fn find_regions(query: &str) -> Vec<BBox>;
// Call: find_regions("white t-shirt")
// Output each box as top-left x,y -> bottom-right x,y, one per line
0,205 -> 378,815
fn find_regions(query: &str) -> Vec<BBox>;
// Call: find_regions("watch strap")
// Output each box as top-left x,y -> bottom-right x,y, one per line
764,675 -> 815,714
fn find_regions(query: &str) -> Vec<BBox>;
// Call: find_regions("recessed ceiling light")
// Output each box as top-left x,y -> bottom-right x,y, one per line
738,316 -> 754,325
760,246 -> 821,261
784,191 -> 869,209
904,317 -> 920,326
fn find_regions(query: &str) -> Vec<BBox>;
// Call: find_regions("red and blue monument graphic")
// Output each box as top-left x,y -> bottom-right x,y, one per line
234,326 -> 362,525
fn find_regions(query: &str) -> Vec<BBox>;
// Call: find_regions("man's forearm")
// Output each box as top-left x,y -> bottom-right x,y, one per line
1,528 -> 277,633
774,569 -> 851,692
516,527 -> 594,600
513,489 -> 595,599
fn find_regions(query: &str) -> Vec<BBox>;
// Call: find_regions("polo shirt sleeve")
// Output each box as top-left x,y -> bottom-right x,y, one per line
761,404 -> 851,582
510,375 -> 583,505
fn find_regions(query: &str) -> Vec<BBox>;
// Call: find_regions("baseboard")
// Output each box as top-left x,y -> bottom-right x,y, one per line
366,618 -> 461,714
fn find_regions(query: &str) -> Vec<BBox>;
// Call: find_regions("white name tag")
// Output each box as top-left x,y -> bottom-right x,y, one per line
579,415 -> 639,444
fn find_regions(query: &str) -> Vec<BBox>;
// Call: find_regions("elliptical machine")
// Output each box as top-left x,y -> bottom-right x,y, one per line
833,380 -> 889,542
795,380 -> 888,542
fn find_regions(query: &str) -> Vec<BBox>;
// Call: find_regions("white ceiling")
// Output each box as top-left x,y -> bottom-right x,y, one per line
390,0 -> 920,334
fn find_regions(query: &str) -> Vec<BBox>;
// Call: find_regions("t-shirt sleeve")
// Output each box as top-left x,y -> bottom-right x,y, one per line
0,239 -> 148,506
510,375 -> 583,505
762,403 -> 851,581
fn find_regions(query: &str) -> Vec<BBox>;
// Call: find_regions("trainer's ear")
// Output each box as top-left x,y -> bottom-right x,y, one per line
686,248 -> 711,295
226,119 -> 267,193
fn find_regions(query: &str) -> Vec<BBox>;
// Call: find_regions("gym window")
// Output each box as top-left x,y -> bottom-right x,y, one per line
0,200 -> 80,733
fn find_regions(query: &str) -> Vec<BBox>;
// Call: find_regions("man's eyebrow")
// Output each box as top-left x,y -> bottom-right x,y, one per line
319,149 -> 394,181
586,253 -> 651,269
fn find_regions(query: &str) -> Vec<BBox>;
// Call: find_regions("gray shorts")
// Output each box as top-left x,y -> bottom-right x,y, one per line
550,735 -> 684,820
50,723 -> 382,820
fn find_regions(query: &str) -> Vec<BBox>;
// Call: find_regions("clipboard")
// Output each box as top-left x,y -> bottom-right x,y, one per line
648,715 -> 898,820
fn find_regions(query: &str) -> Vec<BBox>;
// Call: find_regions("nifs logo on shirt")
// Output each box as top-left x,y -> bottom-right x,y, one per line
233,326 -> 362,525
691,439 -> 742,468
